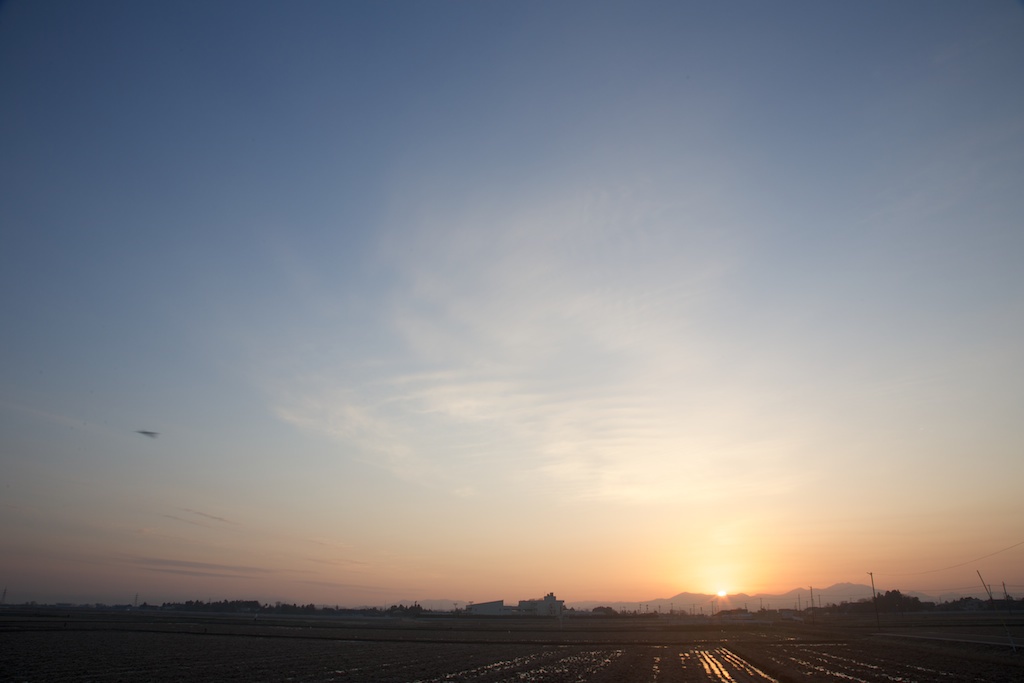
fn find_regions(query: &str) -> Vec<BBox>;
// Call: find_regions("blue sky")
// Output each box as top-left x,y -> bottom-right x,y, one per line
2,1 -> 1023,606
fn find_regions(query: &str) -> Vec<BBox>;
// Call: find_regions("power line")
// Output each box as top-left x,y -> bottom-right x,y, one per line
874,539 -> 1024,577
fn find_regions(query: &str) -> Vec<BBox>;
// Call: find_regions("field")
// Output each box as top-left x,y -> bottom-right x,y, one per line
3,609 -> 1024,682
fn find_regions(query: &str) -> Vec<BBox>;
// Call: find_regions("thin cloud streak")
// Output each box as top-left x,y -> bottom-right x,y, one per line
124,557 -> 273,575
161,514 -> 209,528
141,568 -> 260,580
180,508 -> 236,524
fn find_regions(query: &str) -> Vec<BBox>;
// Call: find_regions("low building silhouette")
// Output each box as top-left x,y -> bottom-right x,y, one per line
465,600 -> 505,616
465,593 -> 564,617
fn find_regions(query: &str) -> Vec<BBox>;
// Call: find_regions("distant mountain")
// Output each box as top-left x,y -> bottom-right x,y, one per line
567,583 -> 882,614
416,583 -> 959,614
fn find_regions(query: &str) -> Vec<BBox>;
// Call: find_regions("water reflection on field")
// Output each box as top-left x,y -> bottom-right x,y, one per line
2,611 -> 1022,681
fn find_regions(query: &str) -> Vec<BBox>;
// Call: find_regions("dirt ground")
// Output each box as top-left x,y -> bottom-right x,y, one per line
3,610 -> 1023,682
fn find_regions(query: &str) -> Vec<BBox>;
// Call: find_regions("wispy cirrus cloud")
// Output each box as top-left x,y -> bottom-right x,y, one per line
275,388 -> 424,480
271,182 -> 818,502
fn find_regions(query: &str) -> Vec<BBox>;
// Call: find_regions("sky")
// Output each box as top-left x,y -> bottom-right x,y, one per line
2,1 -> 1023,608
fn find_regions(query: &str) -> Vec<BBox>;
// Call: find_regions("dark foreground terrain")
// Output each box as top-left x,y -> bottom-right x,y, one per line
3,609 -> 1023,682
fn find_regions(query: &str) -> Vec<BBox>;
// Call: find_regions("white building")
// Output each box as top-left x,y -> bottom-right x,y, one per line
517,592 -> 564,617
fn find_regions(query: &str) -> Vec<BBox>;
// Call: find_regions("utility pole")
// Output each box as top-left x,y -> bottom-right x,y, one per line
978,570 -> 994,605
979,571 -> 1017,653
868,572 -> 880,630
809,587 -> 815,625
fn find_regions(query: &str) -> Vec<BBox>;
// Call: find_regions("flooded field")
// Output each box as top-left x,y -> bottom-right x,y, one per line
3,611 -> 1023,682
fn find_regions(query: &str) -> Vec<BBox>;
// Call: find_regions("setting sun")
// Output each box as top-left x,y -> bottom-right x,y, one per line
717,590 -> 727,597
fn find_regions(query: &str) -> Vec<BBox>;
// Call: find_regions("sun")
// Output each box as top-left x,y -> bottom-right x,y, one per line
717,590 -> 727,597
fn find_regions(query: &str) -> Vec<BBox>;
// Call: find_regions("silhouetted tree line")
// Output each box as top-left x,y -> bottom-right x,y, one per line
876,589 -> 931,613
161,600 -> 262,613
835,590 -> 1016,615
836,590 -> 932,614
155,599 -> 432,617
385,602 -> 425,616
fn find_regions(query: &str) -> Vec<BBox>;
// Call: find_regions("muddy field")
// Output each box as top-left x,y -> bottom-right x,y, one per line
3,610 -> 1023,682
